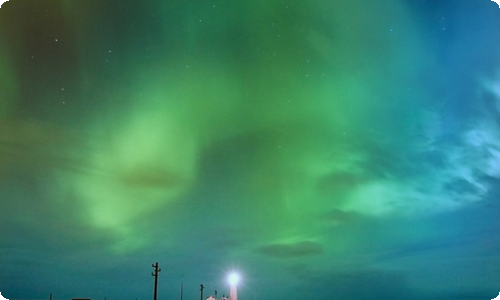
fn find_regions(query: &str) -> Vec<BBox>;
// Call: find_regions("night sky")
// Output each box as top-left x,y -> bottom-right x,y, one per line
1,0 -> 500,299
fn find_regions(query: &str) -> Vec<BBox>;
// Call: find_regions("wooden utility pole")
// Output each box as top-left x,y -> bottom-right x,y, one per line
200,284 -> 204,300
152,262 -> 161,300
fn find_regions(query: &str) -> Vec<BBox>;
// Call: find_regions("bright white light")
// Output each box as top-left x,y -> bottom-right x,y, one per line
228,272 -> 240,285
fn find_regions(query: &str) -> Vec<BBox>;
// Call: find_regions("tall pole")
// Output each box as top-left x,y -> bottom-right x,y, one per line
49,293 -> 52,300
200,284 -> 204,300
180,275 -> 183,300
152,262 -> 161,300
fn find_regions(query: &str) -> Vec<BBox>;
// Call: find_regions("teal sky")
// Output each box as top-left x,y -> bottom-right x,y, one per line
1,0 -> 500,299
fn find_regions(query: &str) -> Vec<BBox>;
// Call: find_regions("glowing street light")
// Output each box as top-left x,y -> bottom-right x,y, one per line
228,272 -> 240,286
227,271 -> 240,300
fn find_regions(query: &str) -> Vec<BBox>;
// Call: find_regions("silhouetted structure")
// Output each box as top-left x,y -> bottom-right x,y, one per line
200,284 -> 204,300
180,275 -> 183,300
151,262 -> 161,300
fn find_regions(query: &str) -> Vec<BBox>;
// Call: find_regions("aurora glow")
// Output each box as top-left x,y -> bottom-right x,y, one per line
1,0 -> 500,299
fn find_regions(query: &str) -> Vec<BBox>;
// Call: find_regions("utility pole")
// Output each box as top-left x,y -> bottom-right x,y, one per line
180,275 -> 183,300
200,284 -> 204,300
152,262 -> 161,300
49,293 -> 52,300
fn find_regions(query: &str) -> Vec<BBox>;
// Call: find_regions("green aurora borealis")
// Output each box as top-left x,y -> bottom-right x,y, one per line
1,0 -> 500,299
